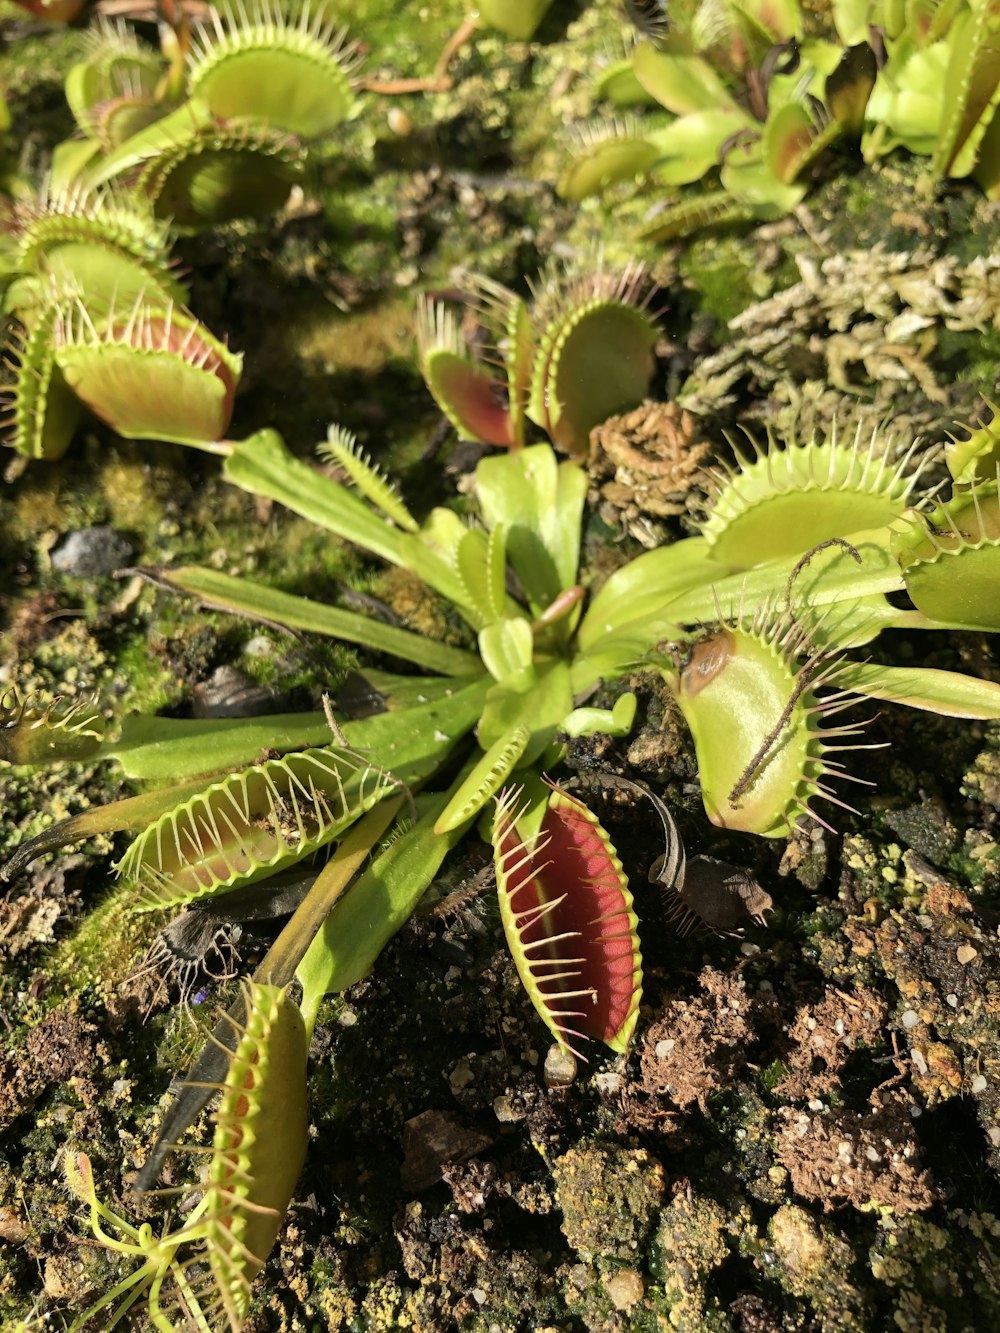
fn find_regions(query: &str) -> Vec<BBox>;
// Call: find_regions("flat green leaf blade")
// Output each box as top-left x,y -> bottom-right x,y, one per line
479,617 -> 534,680
632,41 -> 740,114
839,663 -> 1000,719
578,536 -> 720,651
648,109 -> 751,185
105,676 -> 489,786
146,564 -> 481,677
225,429 -> 403,566
661,530 -> 905,625
104,711 -> 337,781
477,445 -> 585,610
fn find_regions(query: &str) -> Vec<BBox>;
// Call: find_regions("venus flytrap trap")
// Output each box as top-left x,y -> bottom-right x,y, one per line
416,264 -> 659,457
0,183 -> 248,461
492,781 -> 642,1058
63,980 -> 309,1333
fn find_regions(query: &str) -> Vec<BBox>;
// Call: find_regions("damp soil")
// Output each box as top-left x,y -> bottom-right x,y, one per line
2,2 -> 1000,1331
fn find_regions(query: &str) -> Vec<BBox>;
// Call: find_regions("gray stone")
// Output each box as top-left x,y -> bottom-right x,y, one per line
51,526 -> 134,578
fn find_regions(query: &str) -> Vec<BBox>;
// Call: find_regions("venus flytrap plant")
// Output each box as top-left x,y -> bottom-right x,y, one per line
7,403 -> 1000,1328
565,0 -> 1000,240
52,1 -> 364,226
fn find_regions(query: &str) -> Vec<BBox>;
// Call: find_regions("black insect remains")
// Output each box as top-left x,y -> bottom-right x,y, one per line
596,773 -> 773,934
128,876 -> 314,1011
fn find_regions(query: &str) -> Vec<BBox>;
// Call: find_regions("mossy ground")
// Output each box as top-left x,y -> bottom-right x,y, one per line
2,3 -> 1000,1331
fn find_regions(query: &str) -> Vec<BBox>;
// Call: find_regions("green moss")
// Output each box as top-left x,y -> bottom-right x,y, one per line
870,1211 -> 1000,1328
680,235 -> 791,335
652,1191 -> 731,1331
756,1205 -> 869,1329
551,1139 -> 665,1262
48,887 -> 159,994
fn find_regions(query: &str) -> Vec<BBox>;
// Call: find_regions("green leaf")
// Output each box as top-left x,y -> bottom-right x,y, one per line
147,564 -> 482,677
477,659 -> 574,761
662,528 -> 905,626
719,151 -> 807,213
296,777 -> 475,1022
104,677 -> 490,785
578,536 -> 721,652
839,663 -> 1000,719
633,41 -> 741,116
225,429 -> 404,566
478,617 -> 534,681
562,692 -> 638,738
477,445 -> 586,614
648,109 -> 751,186
477,0 -> 554,38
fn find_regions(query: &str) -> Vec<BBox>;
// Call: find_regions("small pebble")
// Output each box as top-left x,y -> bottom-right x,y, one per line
957,944 -> 978,965
51,525 -> 133,578
543,1043 -> 577,1088
493,1095 -> 526,1123
387,106 -> 413,136
654,1039 -> 675,1058
337,1007 -> 358,1027
192,665 -> 277,719
901,1009 -> 920,1029
971,1075 -> 988,1094
449,1060 -> 474,1092
604,1269 -> 644,1311
242,635 -> 273,657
